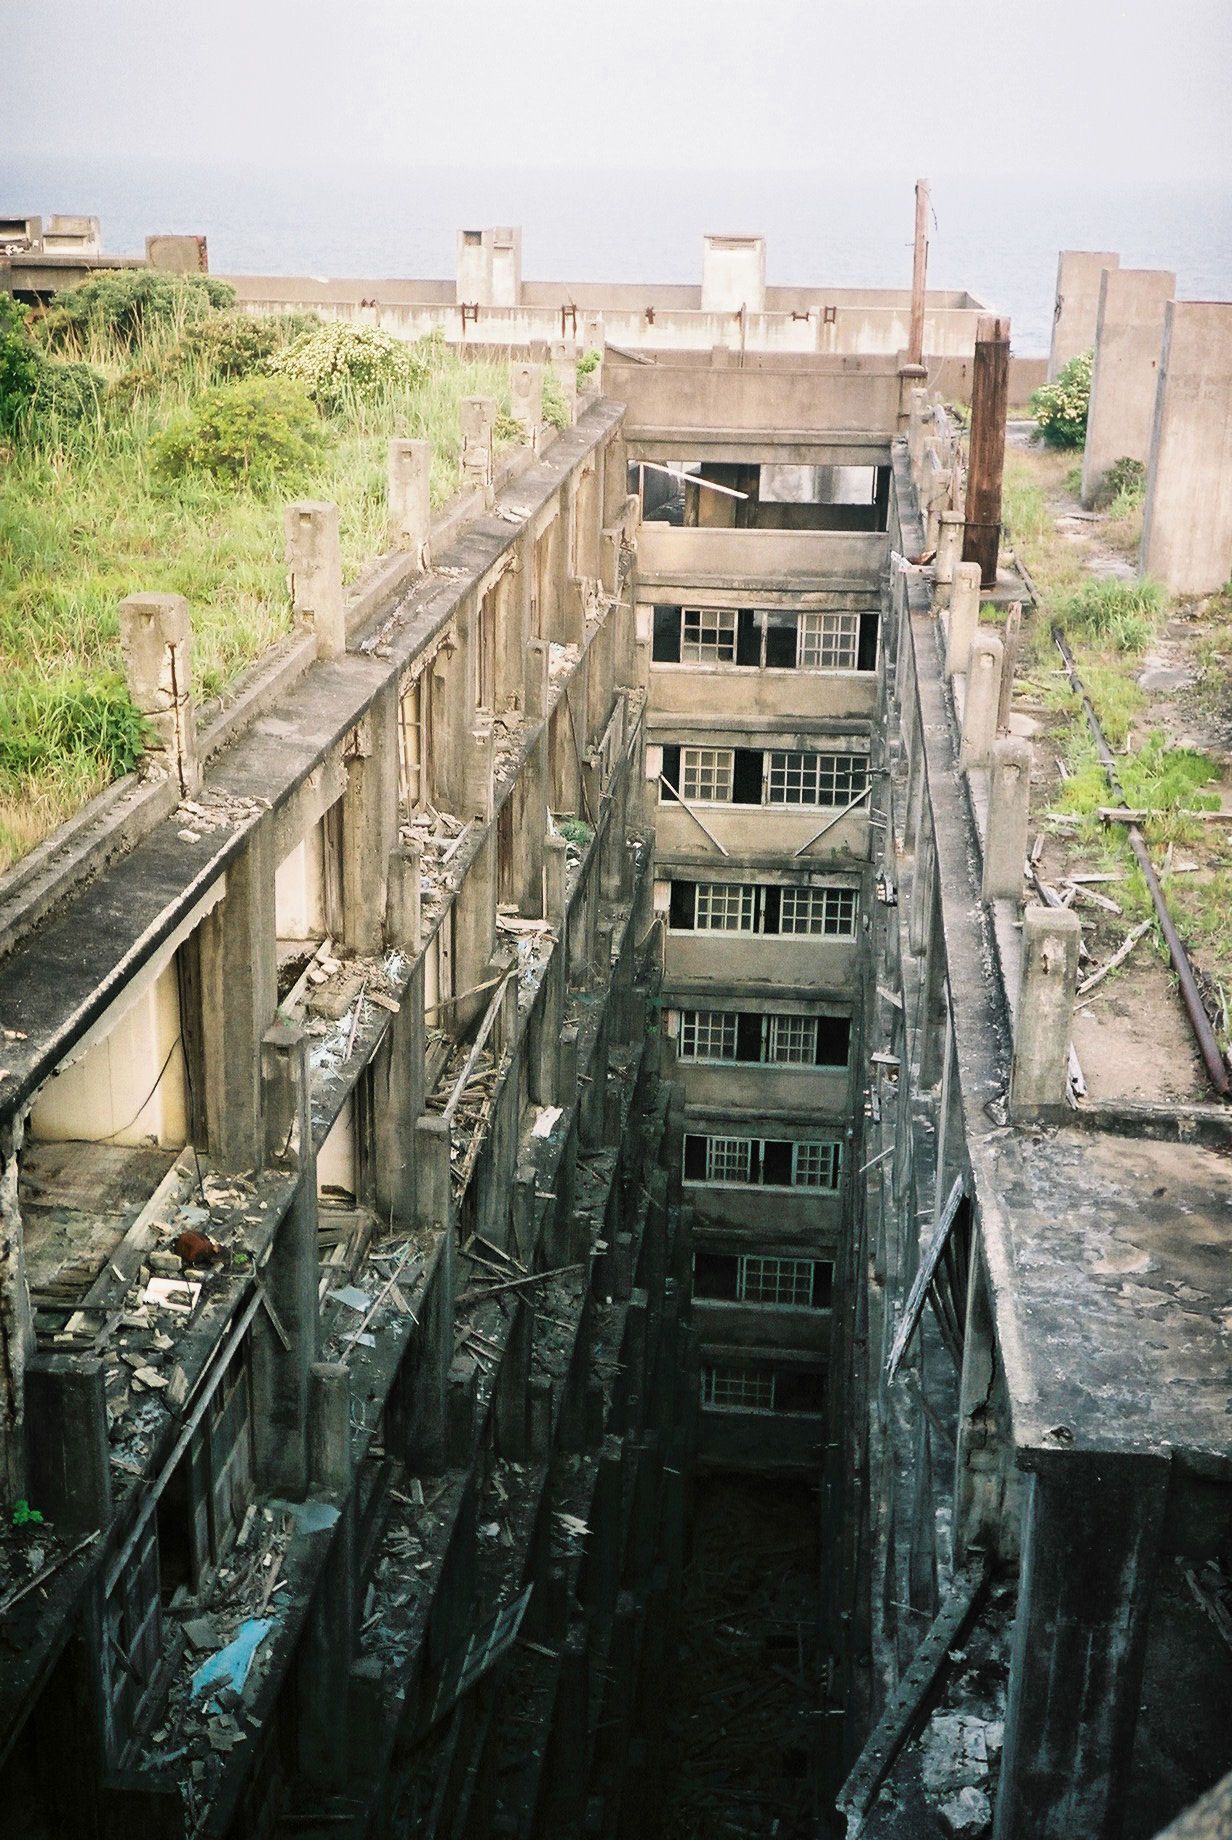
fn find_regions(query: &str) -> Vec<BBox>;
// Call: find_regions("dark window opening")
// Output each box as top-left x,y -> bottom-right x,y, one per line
776,1368 -> 826,1415
816,1016 -> 851,1067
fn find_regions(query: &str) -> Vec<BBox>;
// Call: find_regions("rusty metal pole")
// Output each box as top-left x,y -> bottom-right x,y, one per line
962,314 -> 1010,588
908,178 -> 930,369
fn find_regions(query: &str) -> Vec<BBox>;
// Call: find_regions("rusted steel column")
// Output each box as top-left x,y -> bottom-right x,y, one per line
962,314 -> 1010,587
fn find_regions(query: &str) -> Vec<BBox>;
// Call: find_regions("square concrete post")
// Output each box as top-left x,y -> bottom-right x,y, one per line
253,1021 -> 320,1498
1,1115 -> 34,1503
341,683 -> 399,956
511,362 -> 543,452
959,632 -> 1003,771
464,718 -> 495,823
308,1361 -> 351,1495
933,509 -> 965,607
1009,907 -> 1081,1118
297,1489 -> 357,1791
524,635 -> 550,722
549,342 -> 578,425
118,592 -> 200,794
1047,251 -> 1120,381
387,437 -> 432,567
461,395 -> 495,499
1081,268 -> 1175,506
1140,301 -> 1232,594
983,738 -> 1031,901
285,501 -> 346,661
199,817 -> 277,1169
993,1450 -> 1170,1840
946,561 -> 982,677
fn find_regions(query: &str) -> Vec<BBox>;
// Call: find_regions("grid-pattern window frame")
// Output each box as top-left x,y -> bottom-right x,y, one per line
793,1141 -> 843,1189
766,750 -> 869,809
779,885 -> 859,938
702,1364 -> 776,1412
681,605 -> 738,663
737,1255 -> 816,1308
766,1014 -> 817,1064
678,1011 -> 738,1062
680,746 -> 735,803
705,1136 -> 754,1183
694,882 -> 757,932
797,610 -> 861,670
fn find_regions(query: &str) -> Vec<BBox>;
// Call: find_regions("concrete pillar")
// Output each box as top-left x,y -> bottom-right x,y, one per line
461,395 -> 496,497
1047,250 -> 1119,381
1009,906 -> 1081,1117
24,1354 -> 112,1536
959,632 -> 1003,772
907,387 -> 930,476
409,1210 -> 455,1476
297,1495 -> 356,1790
387,437 -> 432,567
285,501 -> 346,661
446,1356 -> 477,1464
495,1300 -> 532,1461
1080,268 -> 1175,506
544,830 -> 569,930
386,841 -> 422,954
1,1114 -> 33,1503
253,1023 -> 319,1497
341,684 -> 399,956
118,593 -> 200,794
511,362 -> 543,451
524,635 -> 550,721
199,819 -> 276,1169
308,1361 -> 351,1494
373,960 -> 424,1230
946,561 -> 982,677
983,738 -> 1031,902
549,342 -> 578,425
993,1451 -> 1169,1840
934,509 -> 965,605
1140,301 -> 1232,594
464,718 -> 495,822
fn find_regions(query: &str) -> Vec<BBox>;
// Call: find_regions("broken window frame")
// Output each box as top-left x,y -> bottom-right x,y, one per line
765,749 -> 869,810
675,1009 -> 850,1069
650,603 -> 879,672
668,877 -> 858,939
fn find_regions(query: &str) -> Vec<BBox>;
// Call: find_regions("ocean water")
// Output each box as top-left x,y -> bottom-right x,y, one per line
6,151 -> 1232,355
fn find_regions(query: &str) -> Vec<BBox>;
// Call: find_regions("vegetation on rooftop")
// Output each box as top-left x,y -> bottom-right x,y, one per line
1028,349 -> 1093,449
0,275 -> 520,872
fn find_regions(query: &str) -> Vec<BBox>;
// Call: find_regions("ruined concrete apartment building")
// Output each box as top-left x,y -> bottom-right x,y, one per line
0,226 -> 1230,1840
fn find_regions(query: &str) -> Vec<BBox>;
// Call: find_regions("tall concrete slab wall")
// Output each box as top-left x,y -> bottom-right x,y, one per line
1140,300 -> 1232,594
1047,250 -> 1119,380
1080,267 -> 1175,506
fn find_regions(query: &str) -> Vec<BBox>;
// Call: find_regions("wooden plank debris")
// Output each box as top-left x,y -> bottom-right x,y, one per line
886,1176 -> 965,1382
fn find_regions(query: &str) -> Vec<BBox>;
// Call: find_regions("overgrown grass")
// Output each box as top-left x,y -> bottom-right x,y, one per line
0,307 -> 520,869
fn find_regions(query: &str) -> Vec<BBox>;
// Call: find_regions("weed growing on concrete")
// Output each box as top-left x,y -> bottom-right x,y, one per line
1028,350 -> 1093,448
0,289 -> 520,870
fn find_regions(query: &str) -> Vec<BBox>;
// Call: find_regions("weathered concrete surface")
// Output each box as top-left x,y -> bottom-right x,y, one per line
1048,250 -> 1119,380
1081,267 -> 1175,506
1140,300 -> 1232,594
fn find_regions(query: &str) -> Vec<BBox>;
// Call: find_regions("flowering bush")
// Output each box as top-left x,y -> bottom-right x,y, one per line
265,321 -> 429,411
1030,350 -> 1093,449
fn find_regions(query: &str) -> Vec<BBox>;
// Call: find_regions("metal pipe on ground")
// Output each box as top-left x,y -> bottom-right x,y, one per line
1052,626 -> 1230,1097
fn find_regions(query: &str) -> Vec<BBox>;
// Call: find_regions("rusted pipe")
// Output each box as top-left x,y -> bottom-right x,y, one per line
1053,627 -> 1230,1097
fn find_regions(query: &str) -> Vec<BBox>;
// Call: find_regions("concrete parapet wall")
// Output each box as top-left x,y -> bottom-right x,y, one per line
1140,299 -> 1232,593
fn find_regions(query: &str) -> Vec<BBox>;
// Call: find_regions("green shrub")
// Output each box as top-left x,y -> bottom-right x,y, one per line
151,375 -> 322,488
576,349 -> 601,386
265,321 -> 427,411
541,370 -> 570,430
1119,733 -> 1221,814
0,672 -> 148,781
1029,351 -> 1093,448
35,270 -> 235,355
0,297 -> 40,438
1055,576 -> 1167,652
29,359 -> 106,429
181,308 -> 317,380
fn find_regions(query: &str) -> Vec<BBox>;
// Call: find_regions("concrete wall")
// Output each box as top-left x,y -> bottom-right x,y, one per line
1081,267 -> 1175,506
1140,300 -> 1232,593
1048,250 -> 1119,379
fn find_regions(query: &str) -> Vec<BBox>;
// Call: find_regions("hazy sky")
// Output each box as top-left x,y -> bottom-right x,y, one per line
3,0 -> 1230,183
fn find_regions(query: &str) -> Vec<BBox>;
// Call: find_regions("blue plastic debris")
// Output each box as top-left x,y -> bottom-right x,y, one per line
191,1617 -> 273,1701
